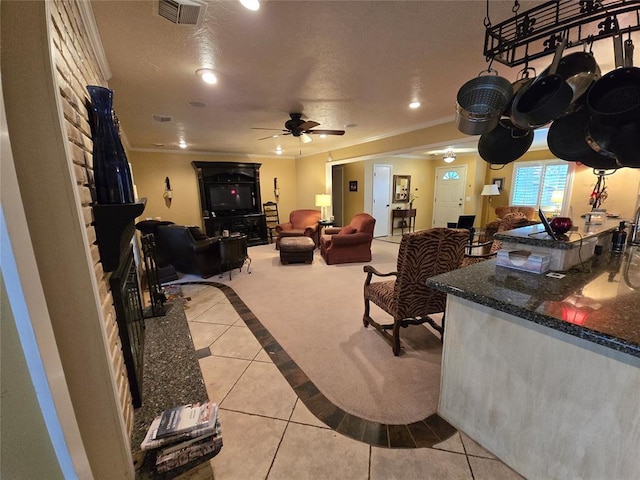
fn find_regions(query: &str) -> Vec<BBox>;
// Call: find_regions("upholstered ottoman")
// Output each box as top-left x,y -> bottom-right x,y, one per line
279,236 -> 315,265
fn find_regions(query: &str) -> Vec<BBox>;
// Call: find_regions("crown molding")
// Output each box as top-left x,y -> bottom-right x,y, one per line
77,2 -> 112,81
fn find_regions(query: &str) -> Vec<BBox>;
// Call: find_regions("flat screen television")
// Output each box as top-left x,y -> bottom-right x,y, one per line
207,184 -> 254,212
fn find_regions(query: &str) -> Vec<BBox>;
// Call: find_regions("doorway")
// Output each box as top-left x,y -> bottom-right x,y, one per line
432,165 -> 467,227
331,165 -> 344,227
372,164 -> 391,237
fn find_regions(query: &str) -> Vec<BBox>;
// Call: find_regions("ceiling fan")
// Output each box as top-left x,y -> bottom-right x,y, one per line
253,113 -> 345,144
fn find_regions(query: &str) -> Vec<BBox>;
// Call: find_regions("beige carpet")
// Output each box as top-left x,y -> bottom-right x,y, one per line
174,239 -> 445,425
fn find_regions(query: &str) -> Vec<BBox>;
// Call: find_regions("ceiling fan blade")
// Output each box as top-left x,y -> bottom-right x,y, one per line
252,127 -> 285,131
307,129 -> 346,136
258,134 -> 280,141
299,120 -> 320,130
301,133 -> 313,144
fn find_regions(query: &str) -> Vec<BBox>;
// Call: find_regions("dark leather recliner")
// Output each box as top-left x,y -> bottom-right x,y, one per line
135,219 -> 179,282
157,225 -> 222,278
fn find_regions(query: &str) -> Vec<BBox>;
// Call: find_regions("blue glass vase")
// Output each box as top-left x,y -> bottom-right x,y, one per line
86,85 -> 135,204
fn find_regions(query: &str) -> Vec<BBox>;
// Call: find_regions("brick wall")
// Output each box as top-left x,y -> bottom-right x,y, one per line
49,0 -> 134,437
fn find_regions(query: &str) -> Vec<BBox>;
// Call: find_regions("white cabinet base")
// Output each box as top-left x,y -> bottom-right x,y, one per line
439,296 -> 640,480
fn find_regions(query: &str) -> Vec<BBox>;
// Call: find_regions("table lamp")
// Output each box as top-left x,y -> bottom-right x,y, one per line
550,190 -> 564,216
481,184 -> 500,201
481,184 -> 500,226
315,194 -> 332,221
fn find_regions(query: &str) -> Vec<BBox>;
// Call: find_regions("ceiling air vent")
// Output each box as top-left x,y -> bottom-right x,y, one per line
153,115 -> 172,123
156,0 -> 206,26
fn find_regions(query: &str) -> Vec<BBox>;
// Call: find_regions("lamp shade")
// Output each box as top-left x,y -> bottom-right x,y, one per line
481,184 -> 500,196
551,190 -> 564,204
315,194 -> 332,207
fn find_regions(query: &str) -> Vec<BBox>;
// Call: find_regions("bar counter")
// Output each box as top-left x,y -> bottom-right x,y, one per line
426,246 -> 640,480
493,217 -> 622,271
428,246 -> 640,358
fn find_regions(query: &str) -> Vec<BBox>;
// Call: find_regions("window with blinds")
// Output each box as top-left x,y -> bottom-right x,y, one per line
511,161 -> 571,209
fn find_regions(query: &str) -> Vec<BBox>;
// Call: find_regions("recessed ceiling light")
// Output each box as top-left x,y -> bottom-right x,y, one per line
179,140 -> 187,149
239,0 -> 260,11
319,134 -> 327,139
196,68 -> 217,85
153,143 -> 165,147
409,101 -> 421,109
275,146 -> 282,155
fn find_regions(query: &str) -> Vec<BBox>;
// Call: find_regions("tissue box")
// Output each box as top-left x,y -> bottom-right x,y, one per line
496,249 -> 551,274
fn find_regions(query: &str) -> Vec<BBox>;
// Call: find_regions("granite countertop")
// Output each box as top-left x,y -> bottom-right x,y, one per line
132,300 -> 215,479
494,218 -> 621,250
427,246 -> 640,358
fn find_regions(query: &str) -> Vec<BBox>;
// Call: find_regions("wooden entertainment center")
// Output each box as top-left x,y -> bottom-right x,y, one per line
192,161 -> 268,246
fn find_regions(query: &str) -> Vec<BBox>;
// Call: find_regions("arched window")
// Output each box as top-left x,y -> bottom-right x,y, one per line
442,171 -> 460,180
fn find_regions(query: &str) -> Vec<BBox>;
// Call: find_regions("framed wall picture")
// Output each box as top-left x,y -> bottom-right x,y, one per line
492,177 -> 504,191
349,180 -> 358,192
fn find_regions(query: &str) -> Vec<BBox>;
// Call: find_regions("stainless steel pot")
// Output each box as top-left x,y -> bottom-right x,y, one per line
455,71 -> 513,135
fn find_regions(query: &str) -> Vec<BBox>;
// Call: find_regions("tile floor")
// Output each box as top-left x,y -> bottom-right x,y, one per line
178,282 -> 524,480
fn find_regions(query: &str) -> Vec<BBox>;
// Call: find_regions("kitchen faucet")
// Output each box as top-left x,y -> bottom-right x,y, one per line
630,206 -> 640,246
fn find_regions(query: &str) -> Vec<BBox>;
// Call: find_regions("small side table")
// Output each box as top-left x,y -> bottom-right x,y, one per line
391,209 -> 416,235
317,220 -> 335,246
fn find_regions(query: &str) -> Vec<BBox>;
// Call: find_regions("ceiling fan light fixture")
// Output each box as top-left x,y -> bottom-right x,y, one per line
443,150 -> 456,163
301,133 -> 312,144
196,68 -> 217,85
239,0 -> 260,11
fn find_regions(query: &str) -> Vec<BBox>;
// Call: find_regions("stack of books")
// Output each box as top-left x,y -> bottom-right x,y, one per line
141,401 -> 223,474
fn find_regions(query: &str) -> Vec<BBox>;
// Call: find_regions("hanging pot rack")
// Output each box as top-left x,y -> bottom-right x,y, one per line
485,0 -> 640,67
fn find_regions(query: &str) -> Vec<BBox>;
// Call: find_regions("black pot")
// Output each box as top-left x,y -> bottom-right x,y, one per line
587,119 -> 640,167
587,67 -> 640,126
547,107 -> 593,161
546,103 -> 624,169
512,41 -> 574,127
478,119 -> 534,165
537,51 -> 601,108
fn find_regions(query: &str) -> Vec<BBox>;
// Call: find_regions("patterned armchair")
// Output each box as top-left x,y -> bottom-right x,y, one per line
462,212 -> 534,267
363,228 -> 470,355
275,209 -> 322,249
320,213 -> 376,265
484,206 -> 537,238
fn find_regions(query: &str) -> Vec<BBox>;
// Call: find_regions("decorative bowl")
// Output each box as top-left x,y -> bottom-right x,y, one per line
550,216 -> 573,235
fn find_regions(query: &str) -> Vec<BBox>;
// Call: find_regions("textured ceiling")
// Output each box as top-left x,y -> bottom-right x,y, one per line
90,0 -> 632,159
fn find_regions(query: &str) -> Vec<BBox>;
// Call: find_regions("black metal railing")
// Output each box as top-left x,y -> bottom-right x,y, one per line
485,0 -> 640,67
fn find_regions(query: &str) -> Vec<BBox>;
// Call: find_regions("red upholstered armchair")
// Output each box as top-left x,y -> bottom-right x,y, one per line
275,209 -> 322,249
320,213 -> 376,265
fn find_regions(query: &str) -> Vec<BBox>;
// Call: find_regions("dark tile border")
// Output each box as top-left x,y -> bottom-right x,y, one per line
180,281 -> 456,448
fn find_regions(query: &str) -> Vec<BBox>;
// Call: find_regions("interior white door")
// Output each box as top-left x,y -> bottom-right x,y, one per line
372,164 -> 391,237
433,165 -> 467,227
